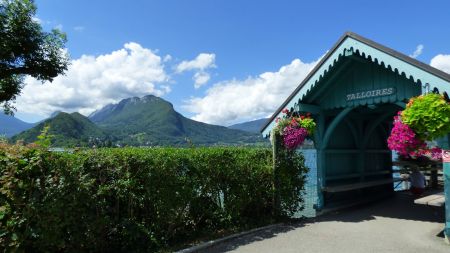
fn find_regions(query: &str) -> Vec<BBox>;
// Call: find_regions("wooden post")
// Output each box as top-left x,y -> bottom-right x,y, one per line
272,133 -> 281,218
314,115 -> 325,211
316,149 -> 325,210
443,150 -> 450,244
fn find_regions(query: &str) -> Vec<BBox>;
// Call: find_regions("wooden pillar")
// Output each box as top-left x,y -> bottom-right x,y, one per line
314,114 -> 325,211
272,133 -> 281,217
443,150 -> 450,243
316,148 -> 325,210
355,120 -> 365,182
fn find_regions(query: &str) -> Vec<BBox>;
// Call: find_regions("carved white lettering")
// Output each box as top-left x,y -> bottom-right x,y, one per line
346,87 -> 396,101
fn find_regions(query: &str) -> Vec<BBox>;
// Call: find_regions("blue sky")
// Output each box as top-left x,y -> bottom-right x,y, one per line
14,0 -> 450,125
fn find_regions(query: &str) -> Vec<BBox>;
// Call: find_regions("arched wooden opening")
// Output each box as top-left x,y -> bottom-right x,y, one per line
317,104 -> 405,209
304,53 -> 424,210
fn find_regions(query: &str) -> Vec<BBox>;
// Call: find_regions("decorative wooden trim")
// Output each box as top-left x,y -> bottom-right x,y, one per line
321,107 -> 354,149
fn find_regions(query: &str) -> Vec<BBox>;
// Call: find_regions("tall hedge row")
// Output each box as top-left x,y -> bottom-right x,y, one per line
0,144 -> 307,252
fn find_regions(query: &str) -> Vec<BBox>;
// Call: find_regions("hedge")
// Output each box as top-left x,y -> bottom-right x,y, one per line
0,144 -> 308,252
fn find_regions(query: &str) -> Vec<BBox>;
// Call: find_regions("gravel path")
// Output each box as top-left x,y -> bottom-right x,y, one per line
199,193 -> 448,253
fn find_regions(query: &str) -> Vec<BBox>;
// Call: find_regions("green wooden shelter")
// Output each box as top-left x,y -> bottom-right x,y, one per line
260,32 -> 450,232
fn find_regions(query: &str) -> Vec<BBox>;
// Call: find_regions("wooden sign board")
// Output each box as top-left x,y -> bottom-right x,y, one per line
346,87 -> 396,101
443,150 -> 450,163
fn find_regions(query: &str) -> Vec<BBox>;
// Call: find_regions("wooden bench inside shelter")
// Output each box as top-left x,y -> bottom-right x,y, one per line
323,177 -> 404,193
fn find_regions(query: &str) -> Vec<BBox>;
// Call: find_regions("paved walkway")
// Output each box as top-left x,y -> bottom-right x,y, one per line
200,193 -> 448,253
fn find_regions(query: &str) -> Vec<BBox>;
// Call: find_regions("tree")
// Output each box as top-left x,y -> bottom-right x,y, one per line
0,0 -> 69,114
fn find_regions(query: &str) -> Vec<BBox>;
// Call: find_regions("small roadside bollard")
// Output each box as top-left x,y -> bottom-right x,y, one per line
444,150 -> 450,244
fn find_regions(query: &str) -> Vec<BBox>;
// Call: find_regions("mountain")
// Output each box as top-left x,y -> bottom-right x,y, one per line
89,95 -> 266,146
228,118 -> 269,133
0,113 -> 35,137
12,95 -> 268,147
50,110 -> 62,118
12,112 -> 109,147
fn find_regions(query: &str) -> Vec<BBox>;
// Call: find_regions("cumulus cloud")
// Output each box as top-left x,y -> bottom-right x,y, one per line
176,53 -> 216,88
163,54 -> 172,62
409,44 -> 424,59
193,72 -> 211,88
183,57 -> 321,126
176,53 -> 216,72
15,42 -> 169,117
430,54 -> 450,74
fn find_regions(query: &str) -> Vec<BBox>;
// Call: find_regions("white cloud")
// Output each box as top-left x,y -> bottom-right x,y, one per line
183,57 -> 321,125
15,42 -> 169,117
163,54 -> 172,62
409,44 -> 424,59
193,72 -> 211,88
430,54 -> 450,74
176,53 -> 216,88
176,53 -> 216,72
73,26 -> 85,32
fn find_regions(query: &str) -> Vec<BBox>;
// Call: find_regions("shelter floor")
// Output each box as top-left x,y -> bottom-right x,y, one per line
200,192 -> 448,253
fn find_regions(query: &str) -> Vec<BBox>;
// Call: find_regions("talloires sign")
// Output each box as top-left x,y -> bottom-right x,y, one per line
346,87 -> 395,101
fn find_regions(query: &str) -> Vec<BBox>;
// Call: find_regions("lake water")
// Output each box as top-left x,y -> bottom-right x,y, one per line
293,149 -> 318,218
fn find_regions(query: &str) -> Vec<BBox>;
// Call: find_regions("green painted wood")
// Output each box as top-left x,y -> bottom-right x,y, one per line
316,149 -> 325,210
362,110 -> 398,147
323,149 -> 391,153
326,170 -> 392,180
344,120 -> 359,148
322,107 -> 354,149
321,104 -> 397,207
323,178 -> 403,193
395,101 -> 406,108
315,115 -> 326,210
317,60 -> 421,110
296,103 -> 322,114
261,36 -> 449,137
324,122 -> 358,180
443,152 -> 450,241
437,134 -> 450,150
308,59 -> 353,102
262,35 -> 450,213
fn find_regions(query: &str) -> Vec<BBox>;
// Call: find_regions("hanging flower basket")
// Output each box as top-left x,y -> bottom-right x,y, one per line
388,93 -> 450,163
401,93 -> 450,140
272,109 -> 316,150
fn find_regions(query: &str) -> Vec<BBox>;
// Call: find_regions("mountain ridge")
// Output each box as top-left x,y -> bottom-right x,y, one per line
90,95 -> 265,146
12,95 -> 267,147
12,112 -> 110,147
229,118 -> 269,133
0,113 -> 35,137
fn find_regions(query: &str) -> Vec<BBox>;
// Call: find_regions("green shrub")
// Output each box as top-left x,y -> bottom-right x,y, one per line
401,93 -> 450,140
0,144 -> 308,252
